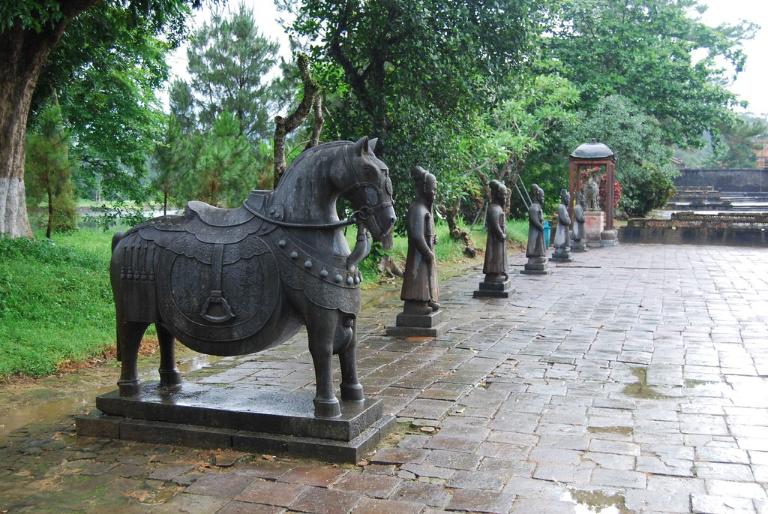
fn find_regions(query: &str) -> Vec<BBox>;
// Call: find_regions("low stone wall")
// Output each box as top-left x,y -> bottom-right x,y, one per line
676,168 -> 768,192
620,213 -> 768,246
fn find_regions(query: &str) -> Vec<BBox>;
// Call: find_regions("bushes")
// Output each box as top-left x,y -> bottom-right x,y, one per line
620,164 -> 676,217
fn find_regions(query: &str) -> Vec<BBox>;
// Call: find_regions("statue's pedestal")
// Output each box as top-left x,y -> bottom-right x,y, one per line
571,239 -> 587,252
585,210 -> 605,248
76,382 -> 394,463
473,278 -> 512,298
521,256 -> 550,275
600,229 -> 619,246
386,309 -> 445,337
550,248 -> 572,262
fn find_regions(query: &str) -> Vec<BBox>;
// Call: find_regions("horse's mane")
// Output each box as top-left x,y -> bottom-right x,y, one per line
280,140 -> 351,181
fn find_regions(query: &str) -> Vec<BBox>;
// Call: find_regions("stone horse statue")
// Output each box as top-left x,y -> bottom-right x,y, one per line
110,137 -> 396,418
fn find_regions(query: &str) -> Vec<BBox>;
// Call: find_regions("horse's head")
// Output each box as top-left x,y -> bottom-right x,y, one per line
338,137 -> 397,249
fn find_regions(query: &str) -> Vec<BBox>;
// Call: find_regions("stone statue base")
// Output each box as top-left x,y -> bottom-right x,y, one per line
76,382 -> 394,463
571,240 -> 588,252
473,278 -> 512,298
386,309 -> 445,337
600,229 -> 619,246
521,257 -> 550,275
585,210 -> 605,248
550,248 -> 572,262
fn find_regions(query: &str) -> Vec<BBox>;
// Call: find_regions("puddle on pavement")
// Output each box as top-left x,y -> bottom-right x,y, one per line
588,426 -> 633,436
561,489 -> 630,513
0,348 -> 219,441
622,367 -> 670,399
684,378 -> 717,388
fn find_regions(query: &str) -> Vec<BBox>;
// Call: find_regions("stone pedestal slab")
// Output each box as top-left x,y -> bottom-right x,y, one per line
600,229 -> 619,246
76,382 -> 394,463
585,210 -> 605,248
386,309 -> 445,337
571,239 -> 587,252
473,279 -> 512,298
521,256 -> 550,275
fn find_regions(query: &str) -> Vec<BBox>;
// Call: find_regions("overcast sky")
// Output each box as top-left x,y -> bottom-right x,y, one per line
165,0 -> 768,116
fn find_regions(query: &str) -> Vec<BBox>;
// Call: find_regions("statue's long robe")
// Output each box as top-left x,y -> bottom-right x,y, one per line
483,203 -> 507,275
401,203 -> 438,302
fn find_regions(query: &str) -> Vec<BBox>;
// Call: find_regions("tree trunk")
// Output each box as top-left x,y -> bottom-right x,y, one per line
306,94 -> 324,150
441,201 -> 477,258
0,2 -> 97,237
273,54 -> 319,188
0,46 -> 40,237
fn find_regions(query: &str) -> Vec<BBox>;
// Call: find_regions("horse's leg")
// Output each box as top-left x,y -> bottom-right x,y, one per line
117,321 -> 148,396
157,323 -> 182,389
306,309 -> 341,418
337,314 -> 364,403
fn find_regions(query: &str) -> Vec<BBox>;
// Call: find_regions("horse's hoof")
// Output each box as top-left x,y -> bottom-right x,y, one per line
340,383 -> 364,402
118,379 -> 141,397
314,398 -> 341,418
159,369 -> 183,387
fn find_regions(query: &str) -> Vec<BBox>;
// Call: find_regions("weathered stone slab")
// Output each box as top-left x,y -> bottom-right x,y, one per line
386,310 -> 446,337
473,279 -> 512,298
77,410 -> 395,464
95,382 -> 382,441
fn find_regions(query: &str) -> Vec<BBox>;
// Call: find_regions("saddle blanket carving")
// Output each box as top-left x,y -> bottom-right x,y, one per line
118,211 -> 280,343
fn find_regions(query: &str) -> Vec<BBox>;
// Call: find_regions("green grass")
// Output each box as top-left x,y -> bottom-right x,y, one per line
506,219 -> 529,245
0,229 -> 115,378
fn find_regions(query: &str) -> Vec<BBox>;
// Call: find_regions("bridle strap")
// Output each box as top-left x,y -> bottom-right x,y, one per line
246,143 -> 391,231
243,201 -> 361,230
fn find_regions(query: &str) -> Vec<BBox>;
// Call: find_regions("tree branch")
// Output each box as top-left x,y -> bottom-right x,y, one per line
272,53 -> 319,187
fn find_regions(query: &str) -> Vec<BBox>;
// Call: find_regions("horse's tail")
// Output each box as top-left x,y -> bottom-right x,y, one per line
111,232 -> 125,361
111,232 -> 125,253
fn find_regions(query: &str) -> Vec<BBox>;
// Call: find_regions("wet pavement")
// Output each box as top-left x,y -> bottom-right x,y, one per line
2,244 -> 768,513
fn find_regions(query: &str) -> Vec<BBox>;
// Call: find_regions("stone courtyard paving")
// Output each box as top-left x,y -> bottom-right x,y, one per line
2,243 -> 768,513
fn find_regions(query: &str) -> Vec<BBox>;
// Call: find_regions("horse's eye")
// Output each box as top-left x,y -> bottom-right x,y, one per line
366,187 -> 379,205
384,178 -> 393,196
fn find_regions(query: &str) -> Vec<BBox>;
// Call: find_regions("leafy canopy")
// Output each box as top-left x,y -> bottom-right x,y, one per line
543,0 -> 756,147
569,95 -> 677,217
185,4 -> 280,141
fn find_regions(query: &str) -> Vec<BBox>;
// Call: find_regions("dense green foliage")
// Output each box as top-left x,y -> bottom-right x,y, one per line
25,1 -> 200,204
186,4 -> 280,141
710,115 -> 768,168
569,95 -> 678,217
154,6 -> 279,208
281,0 -> 548,218
543,0 -> 755,147
281,0 -> 754,221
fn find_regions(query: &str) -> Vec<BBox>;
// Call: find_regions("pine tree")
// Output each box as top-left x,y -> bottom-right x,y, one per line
25,98 -> 78,238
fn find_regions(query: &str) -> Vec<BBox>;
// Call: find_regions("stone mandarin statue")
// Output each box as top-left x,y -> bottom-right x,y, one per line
400,166 -> 440,315
474,179 -> 512,297
572,191 -> 587,252
522,184 -> 549,274
483,180 -> 509,283
551,188 -> 572,261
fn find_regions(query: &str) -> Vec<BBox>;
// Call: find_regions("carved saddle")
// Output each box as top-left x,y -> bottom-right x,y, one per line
118,191 -> 281,344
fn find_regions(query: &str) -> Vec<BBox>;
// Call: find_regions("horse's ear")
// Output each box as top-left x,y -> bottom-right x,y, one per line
354,136 -> 369,156
368,138 -> 378,154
